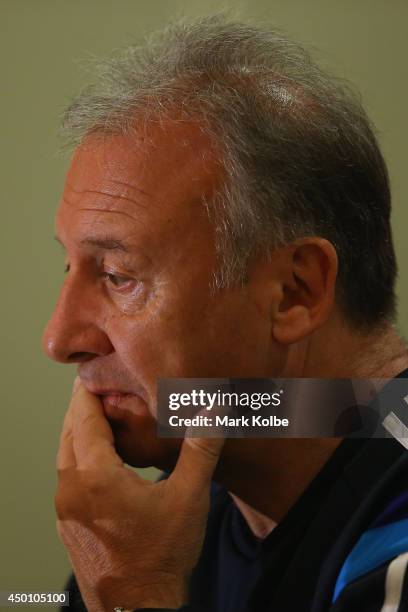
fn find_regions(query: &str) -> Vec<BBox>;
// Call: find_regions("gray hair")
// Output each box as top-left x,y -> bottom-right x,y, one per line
62,15 -> 396,329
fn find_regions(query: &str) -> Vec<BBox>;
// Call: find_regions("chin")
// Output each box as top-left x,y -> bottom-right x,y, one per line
108,412 -> 182,470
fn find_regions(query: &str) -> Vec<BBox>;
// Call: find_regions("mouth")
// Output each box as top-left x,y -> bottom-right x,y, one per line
101,392 -> 151,419
83,385 -> 151,419
100,391 -> 134,407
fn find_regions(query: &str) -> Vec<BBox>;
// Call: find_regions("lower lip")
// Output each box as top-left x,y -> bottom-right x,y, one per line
101,393 -> 150,418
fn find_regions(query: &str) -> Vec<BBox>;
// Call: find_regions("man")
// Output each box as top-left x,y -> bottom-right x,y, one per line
43,16 -> 408,612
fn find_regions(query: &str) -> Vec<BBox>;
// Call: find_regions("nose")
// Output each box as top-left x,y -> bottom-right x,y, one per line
42,273 -> 114,364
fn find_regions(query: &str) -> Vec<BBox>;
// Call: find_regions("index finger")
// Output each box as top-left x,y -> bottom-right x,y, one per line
71,383 -> 123,470
56,401 -> 76,470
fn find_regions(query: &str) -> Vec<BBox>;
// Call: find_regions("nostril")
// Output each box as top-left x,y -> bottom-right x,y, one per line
67,352 -> 99,363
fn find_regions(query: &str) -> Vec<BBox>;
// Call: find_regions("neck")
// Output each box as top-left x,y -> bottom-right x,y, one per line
216,322 -> 408,532
219,437 -> 342,524
229,493 -> 277,539
303,319 -> 408,380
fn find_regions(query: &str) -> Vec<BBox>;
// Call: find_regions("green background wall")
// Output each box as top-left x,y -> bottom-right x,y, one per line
1,1 -> 407,608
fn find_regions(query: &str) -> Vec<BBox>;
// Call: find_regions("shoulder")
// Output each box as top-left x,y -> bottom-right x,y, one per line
328,445 -> 408,611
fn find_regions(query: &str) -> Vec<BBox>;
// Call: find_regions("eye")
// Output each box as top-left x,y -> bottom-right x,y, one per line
102,271 -> 136,290
64,263 -> 70,273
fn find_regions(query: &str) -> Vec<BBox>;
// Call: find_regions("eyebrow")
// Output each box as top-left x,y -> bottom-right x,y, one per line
54,235 -> 130,253
80,237 -> 130,252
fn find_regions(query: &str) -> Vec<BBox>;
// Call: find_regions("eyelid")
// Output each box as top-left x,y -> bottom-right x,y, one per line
104,271 -> 132,282
103,271 -> 143,293
103,265 -> 133,279
102,264 -> 140,284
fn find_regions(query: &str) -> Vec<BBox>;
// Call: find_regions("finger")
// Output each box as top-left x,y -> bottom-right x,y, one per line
57,378 -> 80,470
170,433 -> 225,493
56,401 -> 76,470
71,383 -> 123,469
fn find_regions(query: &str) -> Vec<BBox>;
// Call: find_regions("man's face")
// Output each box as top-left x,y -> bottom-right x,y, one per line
43,121 -> 278,468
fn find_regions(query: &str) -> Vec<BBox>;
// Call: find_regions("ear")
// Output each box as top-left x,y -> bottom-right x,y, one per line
272,238 -> 338,345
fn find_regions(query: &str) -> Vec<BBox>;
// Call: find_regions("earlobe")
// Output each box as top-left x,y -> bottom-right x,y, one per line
270,238 -> 338,345
273,305 -> 312,345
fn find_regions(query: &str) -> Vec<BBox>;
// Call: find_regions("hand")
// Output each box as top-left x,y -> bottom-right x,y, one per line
55,380 -> 224,612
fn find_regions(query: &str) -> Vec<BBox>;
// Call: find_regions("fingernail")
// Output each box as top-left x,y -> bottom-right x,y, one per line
72,376 -> 81,393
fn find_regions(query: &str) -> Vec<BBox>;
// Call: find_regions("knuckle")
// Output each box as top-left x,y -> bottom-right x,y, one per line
55,468 -> 84,517
79,412 -> 98,429
188,439 -> 220,461
55,485 -> 74,518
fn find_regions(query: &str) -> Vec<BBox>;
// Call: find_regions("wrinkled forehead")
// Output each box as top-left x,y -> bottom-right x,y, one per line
65,119 -> 223,208
57,120 -> 223,265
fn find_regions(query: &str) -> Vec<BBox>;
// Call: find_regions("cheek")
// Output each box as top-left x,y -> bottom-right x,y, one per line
201,318 -> 270,376
103,303 -> 213,394
104,286 -> 271,383
104,306 -> 188,382
196,293 -> 274,375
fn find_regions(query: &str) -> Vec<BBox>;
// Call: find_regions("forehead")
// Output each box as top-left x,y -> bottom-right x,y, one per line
57,120 -> 223,253
64,120 -> 221,210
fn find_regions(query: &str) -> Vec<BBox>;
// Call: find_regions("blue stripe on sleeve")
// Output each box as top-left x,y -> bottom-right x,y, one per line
333,518 -> 408,603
